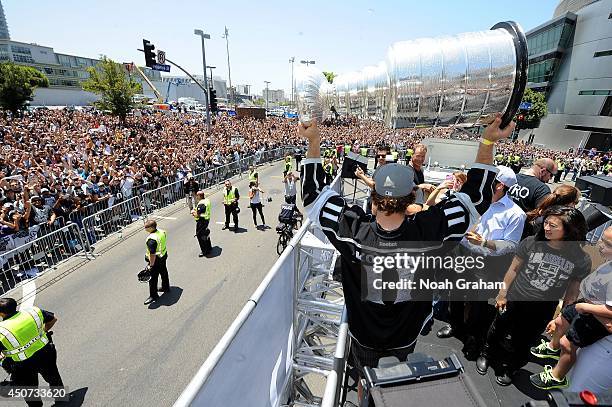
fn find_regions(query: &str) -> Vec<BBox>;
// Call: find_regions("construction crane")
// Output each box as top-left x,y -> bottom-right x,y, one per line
132,63 -> 163,104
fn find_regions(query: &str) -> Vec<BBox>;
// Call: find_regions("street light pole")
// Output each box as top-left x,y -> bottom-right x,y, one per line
289,57 -> 295,109
264,81 -> 271,111
222,26 -> 233,105
194,29 -> 211,131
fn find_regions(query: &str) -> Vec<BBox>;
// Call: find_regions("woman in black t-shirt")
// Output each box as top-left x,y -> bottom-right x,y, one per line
477,206 -> 591,386
521,185 -> 580,240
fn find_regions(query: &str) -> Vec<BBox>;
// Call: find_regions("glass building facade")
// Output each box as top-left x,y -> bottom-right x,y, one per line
526,13 -> 577,88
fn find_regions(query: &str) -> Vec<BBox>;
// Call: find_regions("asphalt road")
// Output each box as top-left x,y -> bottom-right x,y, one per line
9,161 -> 295,407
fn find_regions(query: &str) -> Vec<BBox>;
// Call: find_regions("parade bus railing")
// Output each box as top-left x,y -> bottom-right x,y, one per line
0,147 -> 293,300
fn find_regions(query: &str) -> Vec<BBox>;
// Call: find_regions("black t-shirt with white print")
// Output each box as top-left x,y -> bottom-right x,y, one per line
508,174 -> 550,212
508,236 -> 591,301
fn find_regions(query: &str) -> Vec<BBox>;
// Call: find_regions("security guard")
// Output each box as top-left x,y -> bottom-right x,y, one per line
192,190 -> 212,257
360,146 -> 368,157
343,143 -> 351,159
0,298 -> 63,407
143,219 -> 170,305
406,146 -> 414,163
222,180 -> 240,232
283,155 -> 293,177
391,149 -> 399,163
248,165 -> 259,184
495,152 -> 504,165
555,158 -> 565,182
323,158 -> 334,185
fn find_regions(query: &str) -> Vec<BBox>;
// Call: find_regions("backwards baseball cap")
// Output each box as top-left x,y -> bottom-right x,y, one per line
373,163 -> 415,198
496,165 -> 517,187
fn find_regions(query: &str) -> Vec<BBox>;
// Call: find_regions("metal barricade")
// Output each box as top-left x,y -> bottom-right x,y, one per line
81,196 -> 144,246
0,223 -> 89,296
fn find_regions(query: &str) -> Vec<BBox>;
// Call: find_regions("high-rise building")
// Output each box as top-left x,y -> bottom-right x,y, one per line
262,88 -> 285,104
520,0 -> 612,151
0,0 -> 9,40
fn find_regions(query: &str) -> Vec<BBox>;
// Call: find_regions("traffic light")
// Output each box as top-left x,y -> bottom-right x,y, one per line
515,112 -> 525,130
209,88 -> 218,113
143,39 -> 156,68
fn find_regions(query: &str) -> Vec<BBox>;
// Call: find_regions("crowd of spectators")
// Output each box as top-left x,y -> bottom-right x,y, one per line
0,109 -> 293,239
0,109 -> 609,244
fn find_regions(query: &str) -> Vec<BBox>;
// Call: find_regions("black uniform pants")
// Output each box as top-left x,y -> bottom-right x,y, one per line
149,254 -> 169,298
224,204 -> 238,229
196,219 -> 211,254
11,344 -> 63,407
250,202 -> 265,225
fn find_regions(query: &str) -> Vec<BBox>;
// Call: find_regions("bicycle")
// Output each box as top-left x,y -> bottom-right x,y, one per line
276,223 -> 295,255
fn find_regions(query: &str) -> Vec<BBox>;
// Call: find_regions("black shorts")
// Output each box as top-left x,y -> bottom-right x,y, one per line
561,301 -> 609,348
350,339 -> 416,376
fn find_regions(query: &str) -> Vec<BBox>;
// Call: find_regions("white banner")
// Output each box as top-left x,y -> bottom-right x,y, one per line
188,248 -> 296,407
0,226 -> 41,268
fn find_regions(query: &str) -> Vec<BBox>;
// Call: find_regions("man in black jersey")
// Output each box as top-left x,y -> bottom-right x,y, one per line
299,113 -> 515,391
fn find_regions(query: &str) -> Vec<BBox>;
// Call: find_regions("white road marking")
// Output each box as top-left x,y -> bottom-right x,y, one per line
150,216 -> 177,220
19,280 -> 36,310
215,222 -> 238,226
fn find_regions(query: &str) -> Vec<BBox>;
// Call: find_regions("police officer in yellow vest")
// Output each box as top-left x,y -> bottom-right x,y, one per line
495,153 -> 504,165
248,165 -> 258,184
555,158 -> 565,182
191,190 -> 212,257
343,144 -> 351,159
406,147 -> 414,163
391,150 -> 399,163
360,146 -> 368,157
283,155 -> 293,177
323,158 -> 334,185
144,219 -> 170,305
0,297 -> 63,407
222,180 -> 240,232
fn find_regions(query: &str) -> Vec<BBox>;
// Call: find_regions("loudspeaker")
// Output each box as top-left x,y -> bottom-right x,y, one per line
580,202 -> 612,232
575,175 -> 612,206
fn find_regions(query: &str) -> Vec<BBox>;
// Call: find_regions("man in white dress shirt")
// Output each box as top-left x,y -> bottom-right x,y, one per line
437,166 -> 526,358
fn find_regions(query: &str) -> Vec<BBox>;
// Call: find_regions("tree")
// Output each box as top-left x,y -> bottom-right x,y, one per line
516,88 -> 547,128
0,62 -> 49,115
82,57 -> 142,121
253,98 -> 265,106
322,71 -> 336,84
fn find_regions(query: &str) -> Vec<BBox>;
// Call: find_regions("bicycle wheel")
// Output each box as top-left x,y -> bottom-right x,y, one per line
276,234 -> 287,255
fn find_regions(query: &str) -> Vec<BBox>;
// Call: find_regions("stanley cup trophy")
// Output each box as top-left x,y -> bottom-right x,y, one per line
295,21 -> 527,130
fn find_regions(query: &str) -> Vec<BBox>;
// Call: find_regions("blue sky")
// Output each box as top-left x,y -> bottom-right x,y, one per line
4,0 -> 559,95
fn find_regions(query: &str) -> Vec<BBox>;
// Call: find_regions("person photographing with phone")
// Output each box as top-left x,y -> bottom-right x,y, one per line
248,181 -> 266,229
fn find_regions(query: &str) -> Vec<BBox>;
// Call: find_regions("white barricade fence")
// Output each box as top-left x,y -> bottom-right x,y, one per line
0,223 -> 89,296
0,147 -> 295,302
81,196 -> 145,247
175,174 -> 349,407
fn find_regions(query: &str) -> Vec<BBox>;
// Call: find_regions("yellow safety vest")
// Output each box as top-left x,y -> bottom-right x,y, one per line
194,198 -> 211,221
248,170 -> 258,182
223,187 -> 237,205
146,229 -> 167,259
0,307 -> 49,362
